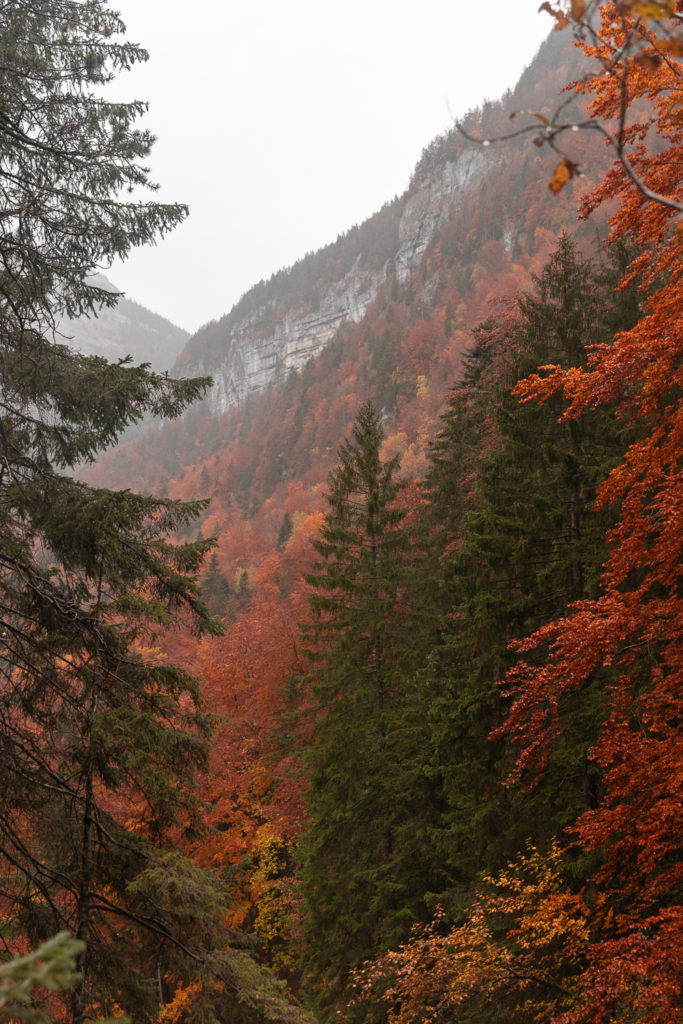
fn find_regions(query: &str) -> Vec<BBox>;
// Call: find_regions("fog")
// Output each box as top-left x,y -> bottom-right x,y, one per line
108,1 -> 551,332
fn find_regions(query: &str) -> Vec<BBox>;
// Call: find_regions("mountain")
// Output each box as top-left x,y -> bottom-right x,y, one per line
173,27 -> 588,418
92,24 -> 610,522
79,19 -> 683,1020
173,148 -> 484,416
60,275 -> 190,372
83,13 -> 623,992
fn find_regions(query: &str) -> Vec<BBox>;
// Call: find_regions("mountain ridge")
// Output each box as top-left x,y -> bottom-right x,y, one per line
61,274 -> 190,372
92,22 -> 609,520
171,25 -> 585,417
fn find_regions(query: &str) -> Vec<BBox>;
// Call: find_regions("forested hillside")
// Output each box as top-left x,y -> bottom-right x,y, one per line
1,2 -> 681,1023
60,275 -> 190,371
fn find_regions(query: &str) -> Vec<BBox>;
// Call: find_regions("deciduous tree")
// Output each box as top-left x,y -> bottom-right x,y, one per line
350,844 -> 589,1024
495,5 -> 683,1021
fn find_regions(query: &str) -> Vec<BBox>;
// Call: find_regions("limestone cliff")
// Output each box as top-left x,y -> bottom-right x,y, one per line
172,24 -> 582,417
174,143 -> 492,416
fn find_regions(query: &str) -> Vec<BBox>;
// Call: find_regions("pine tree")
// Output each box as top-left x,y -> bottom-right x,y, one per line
423,236 -> 640,885
0,6 -> 309,1023
299,402 -> 438,1013
202,550 -> 232,614
277,511 -> 293,551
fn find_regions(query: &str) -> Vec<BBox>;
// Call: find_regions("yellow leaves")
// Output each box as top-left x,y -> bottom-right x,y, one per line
618,0 -> 677,20
350,843 -> 588,1024
549,157 -> 580,194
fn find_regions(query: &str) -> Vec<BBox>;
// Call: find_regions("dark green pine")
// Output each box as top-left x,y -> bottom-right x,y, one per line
201,549 -> 233,614
422,235 -> 641,889
299,401 -> 441,1015
0,5 -> 310,1023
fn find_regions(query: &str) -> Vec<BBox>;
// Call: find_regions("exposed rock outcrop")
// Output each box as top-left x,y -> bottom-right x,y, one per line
203,261 -> 385,414
177,144 -> 495,416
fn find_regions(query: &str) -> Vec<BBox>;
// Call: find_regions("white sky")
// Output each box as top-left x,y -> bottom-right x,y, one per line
108,1 -> 552,333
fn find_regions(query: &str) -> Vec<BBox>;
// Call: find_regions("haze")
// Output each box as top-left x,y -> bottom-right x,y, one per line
109,1 -> 552,333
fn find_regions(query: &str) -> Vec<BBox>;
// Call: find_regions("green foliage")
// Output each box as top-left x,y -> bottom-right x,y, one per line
0,934 -> 86,1024
277,511 -> 294,551
202,551 -> 232,614
422,235 -> 640,888
0,4 -> 303,1023
299,402 -> 440,1013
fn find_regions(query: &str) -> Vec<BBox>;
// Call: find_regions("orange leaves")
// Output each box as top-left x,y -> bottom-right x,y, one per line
496,7 -> 683,1019
538,0 -> 585,28
549,157 -> 581,194
350,844 -> 587,1024
539,2 -> 570,30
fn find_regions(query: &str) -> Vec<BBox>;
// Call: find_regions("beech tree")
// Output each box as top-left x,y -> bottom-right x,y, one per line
492,4 -> 683,1021
459,0 -> 683,210
350,843 -> 589,1024
0,5 -> 309,1023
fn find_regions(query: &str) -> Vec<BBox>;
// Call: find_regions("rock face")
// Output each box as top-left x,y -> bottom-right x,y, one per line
395,147 -> 485,281
204,263 -> 385,414
176,144 -> 494,417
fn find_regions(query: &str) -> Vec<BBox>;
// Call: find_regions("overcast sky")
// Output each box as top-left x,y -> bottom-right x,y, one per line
108,1 -> 552,333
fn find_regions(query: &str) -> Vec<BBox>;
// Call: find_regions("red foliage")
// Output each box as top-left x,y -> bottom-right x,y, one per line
497,6 -> 683,1020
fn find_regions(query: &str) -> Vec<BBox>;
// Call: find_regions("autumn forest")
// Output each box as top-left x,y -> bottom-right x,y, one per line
0,2 -> 681,1024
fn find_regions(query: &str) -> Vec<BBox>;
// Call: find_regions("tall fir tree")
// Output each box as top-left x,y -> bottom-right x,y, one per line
0,5 -> 310,1023
423,235 -> 641,889
299,402 -> 439,1014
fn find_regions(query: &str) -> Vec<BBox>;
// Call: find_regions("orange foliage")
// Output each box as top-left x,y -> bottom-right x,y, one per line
189,571 -> 311,929
350,844 -> 588,1024
497,6 -> 683,1021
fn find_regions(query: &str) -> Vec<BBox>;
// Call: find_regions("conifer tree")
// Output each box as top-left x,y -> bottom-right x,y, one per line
0,5 -> 309,1023
424,236 -> 640,883
202,550 -> 232,614
300,402 -> 437,1013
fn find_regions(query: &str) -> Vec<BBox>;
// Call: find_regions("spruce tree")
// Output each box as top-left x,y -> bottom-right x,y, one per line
0,5 -> 309,1023
300,402 -> 438,1013
424,235 -> 641,885
202,550 -> 232,614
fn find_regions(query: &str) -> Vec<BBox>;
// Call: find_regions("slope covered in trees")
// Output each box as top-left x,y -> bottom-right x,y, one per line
93,22 -> 610,511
